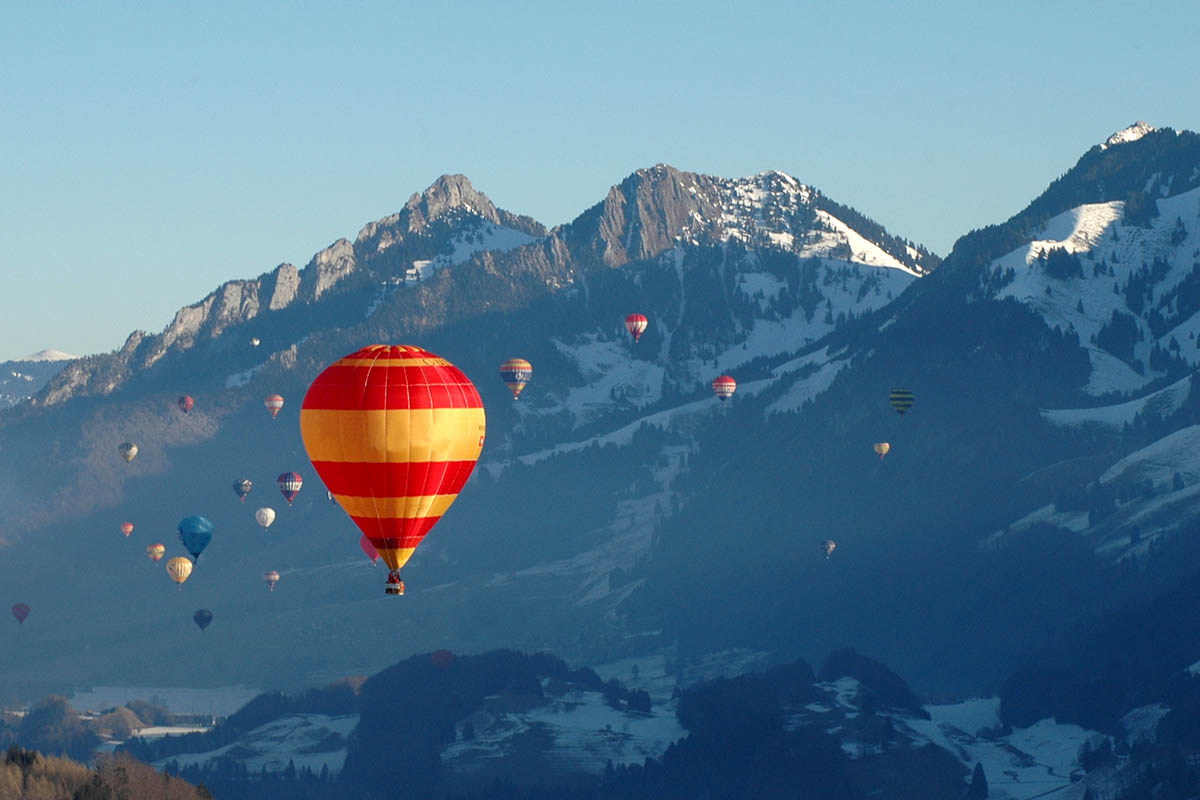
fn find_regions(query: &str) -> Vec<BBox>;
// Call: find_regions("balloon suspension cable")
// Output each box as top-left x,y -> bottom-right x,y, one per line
386,569 -> 406,596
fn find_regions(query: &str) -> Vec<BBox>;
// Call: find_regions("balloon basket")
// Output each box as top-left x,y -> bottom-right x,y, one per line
385,570 -> 405,596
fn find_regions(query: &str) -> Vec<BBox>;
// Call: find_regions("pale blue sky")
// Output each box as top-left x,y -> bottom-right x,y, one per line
2,1 -> 1198,361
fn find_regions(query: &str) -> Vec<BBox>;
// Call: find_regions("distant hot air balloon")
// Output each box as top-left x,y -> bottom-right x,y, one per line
255,507 -> 276,531
11,603 -> 30,626
193,609 -> 212,631
263,571 -> 280,592
889,389 -> 914,417
821,539 -> 837,559
265,394 -> 284,419
251,337 -> 261,347
233,478 -> 253,503
177,395 -> 194,414
360,534 -> 380,565
499,358 -> 532,399
301,344 -> 486,595
177,516 -> 214,561
166,557 -> 193,589
431,649 -> 455,670
712,375 -> 737,402
277,472 -> 302,505
874,442 -> 890,460
120,522 -> 134,538
118,442 -> 138,463
147,543 -> 165,563
625,313 -> 648,343
327,489 -> 337,505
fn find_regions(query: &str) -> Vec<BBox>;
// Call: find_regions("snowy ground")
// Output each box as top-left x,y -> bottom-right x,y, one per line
441,684 -> 685,776
1041,374 -> 1193,429
152,713 -> 358,776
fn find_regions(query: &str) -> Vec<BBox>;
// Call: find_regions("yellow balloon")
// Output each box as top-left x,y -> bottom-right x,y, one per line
166,556 -> 193,589
874,442 -> 890,459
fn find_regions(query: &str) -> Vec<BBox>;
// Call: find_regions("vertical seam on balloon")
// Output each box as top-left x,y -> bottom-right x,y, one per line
371,347 -> 386,549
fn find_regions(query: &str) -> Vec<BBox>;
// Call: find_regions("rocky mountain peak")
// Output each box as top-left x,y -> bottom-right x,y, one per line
1102,121 -> 1156,149
403,173 -> 502,231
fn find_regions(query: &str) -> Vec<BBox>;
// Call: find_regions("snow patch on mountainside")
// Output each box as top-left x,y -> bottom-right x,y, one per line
19,348 -> 78,362
810,211 -> 919,275
1040,374 -> 1192,429
1102,121 -> 1156,150
442,222 -> 536,266
153,713 -> 357,775
441,686 -> 685,777
1100,425 -> 1200,485
905,700 -> 1097,799
990,185 -> 1200,397
545,336 -> 666,427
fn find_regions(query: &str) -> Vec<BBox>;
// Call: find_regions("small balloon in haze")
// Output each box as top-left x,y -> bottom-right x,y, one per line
233,478 -> 253,503
821,539 -> 837,559
500,358 -> 532,399
177,516 -> 214,561
118,442 -> 138,463
251,337 -> 261,347
11,603 -> 30,626
167,557 -> 193,589
889,389 -> 914,417
120,522 -> 134,538
146,543 -> 165,563
177,395 -> 194,414
263,571 -> 280,592
193,609 -> 212,631
277,472 -> 302,505
255,507 -> 276,530
625,313 -> 648,343
874,442 -> 890,460
265,394 -> 284,419
712,375 -> 736,402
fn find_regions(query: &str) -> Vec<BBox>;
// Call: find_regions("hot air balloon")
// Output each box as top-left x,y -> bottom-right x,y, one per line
277,472 -> 302,505
300,344 -> 486,595
625,313 -> 648,343
431,649 -> 455,670
821,539 -> 837,559
147,543 -> 165,563
11,603 -> 30,626
193,609 -> 212,631
166,557 -> 193,589
263,571 -> 280,592
327,489 -> 338,505
255,507 -> 276,531
874,442 -> 890,460
712,375 -> 737,402
251,337 -> 261,347
499,358 -> 532,399
889,389 -> 914,416
177,516 -> 214,561
120,522 -> 134,538
177,395 -> 194,414
360,534 -> 380,565
118,442 -> 138,463
265,394 -> 284,419
233,478 -> 253,503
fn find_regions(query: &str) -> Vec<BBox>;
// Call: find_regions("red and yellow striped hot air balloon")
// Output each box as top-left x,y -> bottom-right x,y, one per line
120,521 -> 134,538
146,543 -> 165,563
300,345 -> 486,595
712,375 -> 737,402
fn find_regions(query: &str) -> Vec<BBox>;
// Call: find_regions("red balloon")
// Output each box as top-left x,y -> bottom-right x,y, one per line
359,534 -> 380,565
625,313 -> 648,342
12,603 -> 30,625
712,375 -> 737,401
178,395 -> 194,414
120,522 -> 134,538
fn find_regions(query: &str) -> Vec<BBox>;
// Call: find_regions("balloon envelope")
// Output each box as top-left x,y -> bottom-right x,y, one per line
177,516 -> 214,560
889,389 -> 914,416
265,394 -> 284,419
147,543 -> 165,562
193,609 -> 212,631
120,522 -> 134,537
821,539 -> 837,559
712,375 -> 737,401
178,395 -> 194,414
625,313 -> 648,342
874,442 -> 890,459
167,557 -> 193,587
118,442 -> 138,462
499,358 -> 532,399
263,571 -> 280,591
300,344 -> 486,594
277,472 -> 302,505
11,603 -> 29,625
255,507 -> 276,530
359,533 -> 380,565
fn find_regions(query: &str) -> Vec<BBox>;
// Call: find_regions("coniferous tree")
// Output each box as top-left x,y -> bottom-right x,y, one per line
967,761 -> 988,798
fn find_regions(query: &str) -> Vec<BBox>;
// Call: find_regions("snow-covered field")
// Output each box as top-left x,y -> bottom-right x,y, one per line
441,684 -> 685,776
153,713 -> 358,775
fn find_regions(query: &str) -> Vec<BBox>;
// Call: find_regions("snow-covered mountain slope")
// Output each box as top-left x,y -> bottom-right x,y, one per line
153,713 -> 357,775
0,351 -> 78,409
984,184 -> 1200,397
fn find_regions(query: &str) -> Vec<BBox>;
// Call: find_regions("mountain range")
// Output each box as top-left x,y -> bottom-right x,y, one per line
4,122 -> 1200,723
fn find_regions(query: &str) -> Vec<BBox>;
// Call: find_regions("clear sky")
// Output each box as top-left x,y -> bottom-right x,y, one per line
2,0 -> 1198,362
